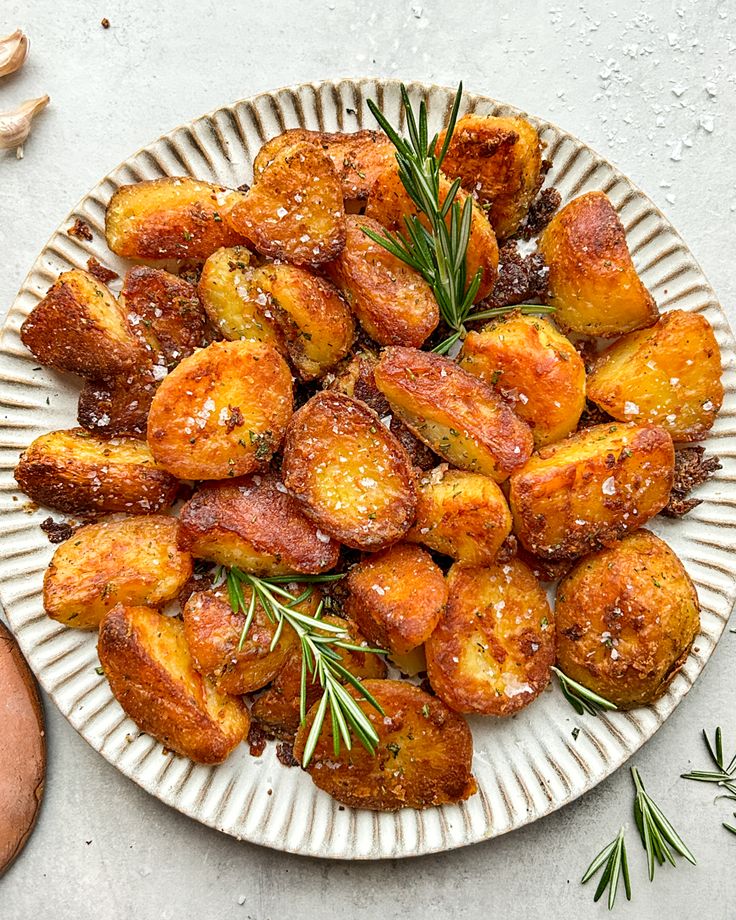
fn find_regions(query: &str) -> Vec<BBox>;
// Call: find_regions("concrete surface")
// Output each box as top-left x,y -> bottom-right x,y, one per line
1,1 -> 735,917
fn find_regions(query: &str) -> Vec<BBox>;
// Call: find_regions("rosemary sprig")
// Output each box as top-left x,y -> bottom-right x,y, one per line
365,83 -> 554,354
581,826 -> 632,910
681,726 -> 736,798
551,666 -> 618,717
218,566 -> 385,766
631,767 -> 696,879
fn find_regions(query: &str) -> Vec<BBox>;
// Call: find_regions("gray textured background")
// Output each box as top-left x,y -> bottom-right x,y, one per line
1,1 -> 735,917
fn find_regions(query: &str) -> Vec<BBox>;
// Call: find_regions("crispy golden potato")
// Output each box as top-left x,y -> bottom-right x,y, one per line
254,129 -> 395,200
344,543 -> 447,655
254,263 -> 355,380
374,346 -> 534,482
555,530 -> 700,708
182,585 -> 307,695
588,310 -> 724,442
120,266 -> 211,368
365,162 -> 498,301
426,560 -> 554,715
147,340 -> 293,480
178,472 -> 340,575
539,191 -> 658,337
251,615 -> 387,740
227,141 -> 346,267
105,177 -> 247,261
15,428 -> 178,515
459,313 -> 586,447
43,516 -> 191,629
293,679 -> 476,809
438,114 -> 543,239
324,215 -> 438,347
197,246 -> 282,345
20,270 -> 145,379
281,391 -> 416,550
77,370 -> 158,440
407,466 -> 512,564
509,422 -> 675,560
98,604 -> 249,763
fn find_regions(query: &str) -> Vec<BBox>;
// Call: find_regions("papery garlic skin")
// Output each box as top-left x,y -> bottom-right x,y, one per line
0,29 -> 29,78
0,95 -> 50,158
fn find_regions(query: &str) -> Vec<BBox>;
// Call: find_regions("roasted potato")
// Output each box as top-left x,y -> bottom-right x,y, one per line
227,141 -> 346,267
147,340 -> 293,480
105,177 -> 247,261
251,615 -> 387,740
587,309 -> 724,442
459,312 -> 586,447
281,391 -> 416,550
253,263 -> 355,380
365,162 -> 498,301
438,114 -> 543,239
324,215 -> 438,347
426,560 -> 554,716
293,679 -> 476,810
197,246 -> 282,345
374,346 -> 534,482
509,422 -> 675,560
407,466 -> 512,564
182,585 -> 308,694
538,191 -> 659,337
43,516 -> 192,629
253,128 -> 395,200
555,530 -> 700,708
98,604 -> 249,763
15,428 -> 179,515
77,369 -> 158,440
344,543 -> 447,655
20,270 -> 145,378
178,472 -> 340,575
120,266 -> 211,367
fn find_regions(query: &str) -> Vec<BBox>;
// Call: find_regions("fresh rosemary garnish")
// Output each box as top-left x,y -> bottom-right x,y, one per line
551,666 -> 618,717
216,566 -> 385,766
631,766 -> 696,879
364,82 -> 554,354
681,726 -> 736,798
581,826 -> 631,910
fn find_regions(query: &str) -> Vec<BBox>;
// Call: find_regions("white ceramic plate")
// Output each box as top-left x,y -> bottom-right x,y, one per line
1,79 -> 734,860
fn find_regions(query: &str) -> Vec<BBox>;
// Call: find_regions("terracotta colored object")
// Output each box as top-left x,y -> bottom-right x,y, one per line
0,620 -> 45,875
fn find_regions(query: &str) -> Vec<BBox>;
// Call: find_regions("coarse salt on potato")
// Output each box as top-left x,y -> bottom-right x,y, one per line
20,270 -> 145,379
98,604 -> 249,763
426,559 -> 554,716
406,466 -> 512,564
178,472 -> 340,575
293,679 -> 476,809
509,422 -> 675,560
105,177 -> 248,261
227,141 -> 346,267
344,543 -> 447,655
587,309 -> 723,442
538,191 -> 659,337
147,339 -> 293,480
15,428 -> 179,515
43,515 -> 192,629
77,370 -> 159,441
281,391 -> 416,550
374,346 -> 534,482
324,215 -> 439,347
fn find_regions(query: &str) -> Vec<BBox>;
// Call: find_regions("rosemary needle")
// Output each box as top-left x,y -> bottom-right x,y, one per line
581,826 -> 632,910
631,766 -> 696,879
681,726 -> 736,798
551,666 -> 618,717
218,566 -> 385,766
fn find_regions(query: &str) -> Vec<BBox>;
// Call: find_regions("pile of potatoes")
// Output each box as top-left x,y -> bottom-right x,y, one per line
13,109 -> 723,812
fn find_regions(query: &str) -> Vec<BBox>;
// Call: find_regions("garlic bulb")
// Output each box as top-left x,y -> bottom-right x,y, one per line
0,29 -> 29,78
0,96 -> 50,158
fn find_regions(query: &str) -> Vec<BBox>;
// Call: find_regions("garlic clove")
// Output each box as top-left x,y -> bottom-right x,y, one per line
0,29 -> 30,78
0,95 -> 50,159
